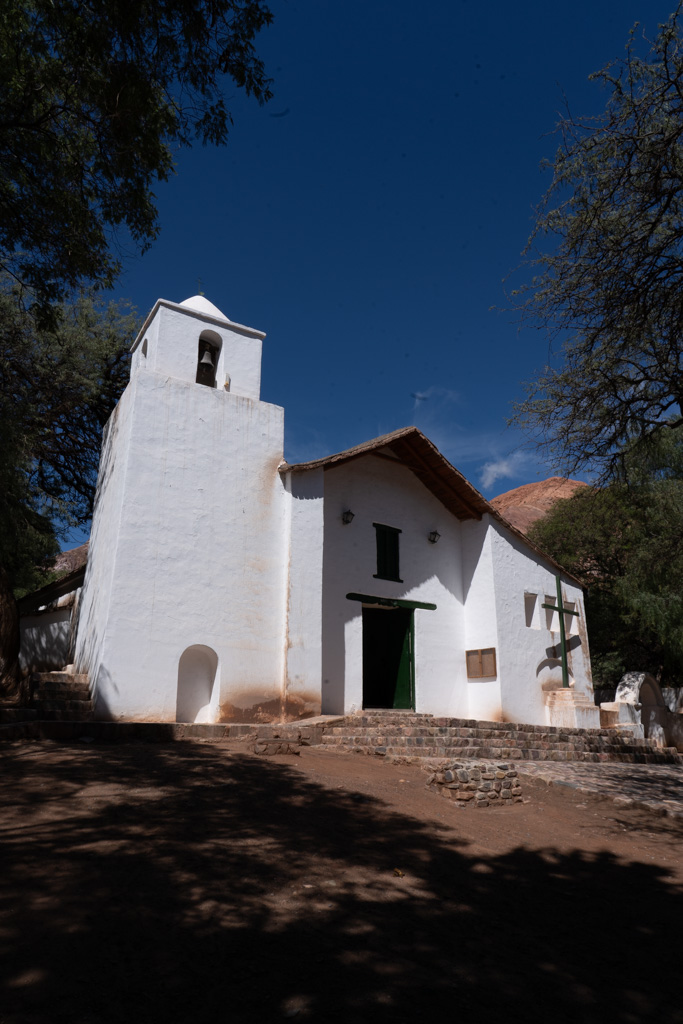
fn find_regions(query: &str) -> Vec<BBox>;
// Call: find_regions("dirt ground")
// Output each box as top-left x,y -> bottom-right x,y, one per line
1,739 -> 682,1024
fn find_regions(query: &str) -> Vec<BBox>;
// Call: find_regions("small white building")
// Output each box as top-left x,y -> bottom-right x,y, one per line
71,294 -> 597,728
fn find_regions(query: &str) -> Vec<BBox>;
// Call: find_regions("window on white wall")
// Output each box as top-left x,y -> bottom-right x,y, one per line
466,648 -> 497,678
544,596 -> 559,632
563,600 -> 579,635
524,592 -> 540,629
373,523 -> 402,582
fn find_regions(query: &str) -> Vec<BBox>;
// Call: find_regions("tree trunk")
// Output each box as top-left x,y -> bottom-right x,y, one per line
0,565 -> 21,702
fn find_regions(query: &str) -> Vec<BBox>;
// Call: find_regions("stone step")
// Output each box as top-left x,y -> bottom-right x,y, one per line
34,684 -> 91,699
0,708 -> 38,723
27,709 -> 96,721
321,729 -> 654,748
354,713 -> 435,719
334,743 -> 682,764
347,714 -> 619,737
0,720 -> 306,742
322,735 -> 675,757
26,670 -> 93,721
31,672 -> 89,685
547,699 -> 597,708
31,699 -> 94,713
379,719 -> 656,739
322,725 -> 651,745
319,712 -> 682,764
355,716 -> 435,726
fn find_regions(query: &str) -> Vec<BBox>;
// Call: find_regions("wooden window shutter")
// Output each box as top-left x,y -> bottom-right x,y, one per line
466,647 -> 497,678
466,650 -> 482,678
481,648 -> 496,676
373,523 -> 402,582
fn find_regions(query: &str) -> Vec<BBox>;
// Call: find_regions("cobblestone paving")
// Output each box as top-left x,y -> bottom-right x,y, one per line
516,760 -> 683,819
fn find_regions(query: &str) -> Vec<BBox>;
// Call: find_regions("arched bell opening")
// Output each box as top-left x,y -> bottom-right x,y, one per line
176,644 -> 219,723
195,330 -> 222,388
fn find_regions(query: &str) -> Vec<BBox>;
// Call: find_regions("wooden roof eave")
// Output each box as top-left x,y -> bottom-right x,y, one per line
17,566 -> 87,616
280,426 -> 490,521
280,426 -> 583,588
386,433 -> 486,521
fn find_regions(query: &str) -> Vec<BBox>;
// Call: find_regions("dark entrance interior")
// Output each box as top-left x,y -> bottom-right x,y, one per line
362,607 -> 414,709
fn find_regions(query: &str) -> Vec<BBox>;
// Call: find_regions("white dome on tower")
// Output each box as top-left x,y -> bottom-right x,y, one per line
179,295 -> 230,321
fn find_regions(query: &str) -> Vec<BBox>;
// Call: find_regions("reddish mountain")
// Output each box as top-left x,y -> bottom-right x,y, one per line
53,542 -> 89,574
491,477 -> 588,535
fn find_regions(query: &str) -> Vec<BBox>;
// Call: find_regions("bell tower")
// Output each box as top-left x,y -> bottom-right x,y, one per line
130,294 -> 265,400
74,295 -> 288,724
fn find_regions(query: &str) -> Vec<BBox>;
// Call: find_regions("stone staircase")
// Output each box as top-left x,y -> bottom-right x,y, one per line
545,688 -> 601,730
29,671 -> 94,721
319,711 -> 683,764
0,705 -> 37,725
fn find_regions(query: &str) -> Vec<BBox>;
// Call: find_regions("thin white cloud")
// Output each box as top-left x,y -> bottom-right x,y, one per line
479,452 -> 528,490
430,428 -> 501,465
284,395 -> 553,496
411,386 -> 460,415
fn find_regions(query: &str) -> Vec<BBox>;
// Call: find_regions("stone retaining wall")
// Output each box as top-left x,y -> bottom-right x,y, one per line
424,762 -> 523,807
0,720 -> 325,745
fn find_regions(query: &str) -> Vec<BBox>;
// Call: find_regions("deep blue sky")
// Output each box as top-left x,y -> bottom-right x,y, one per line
102,1 -> 676,508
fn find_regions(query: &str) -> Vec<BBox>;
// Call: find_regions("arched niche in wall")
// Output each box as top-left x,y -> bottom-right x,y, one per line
176,644 -> 219,723
639,676 -> 667,708
195,329 -> 222,388
616,671 -> 666,707
614,672 -> 669,744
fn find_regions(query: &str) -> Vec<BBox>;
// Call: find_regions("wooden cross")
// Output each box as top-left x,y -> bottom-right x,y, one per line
542,576 -> 580,688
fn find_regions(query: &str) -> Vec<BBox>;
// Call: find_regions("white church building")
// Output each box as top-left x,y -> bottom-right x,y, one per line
71,294 -> 598,729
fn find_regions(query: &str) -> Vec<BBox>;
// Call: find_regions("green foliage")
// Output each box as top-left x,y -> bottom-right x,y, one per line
0,465 -> 59,600
514,6 -> 683,478
529,435 -> 683,685
0,282 -> 138,594
0,0 -> 273,315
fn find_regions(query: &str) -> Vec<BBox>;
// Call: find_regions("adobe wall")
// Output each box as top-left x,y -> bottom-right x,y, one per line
319,455 -> 467,717
75,369 -> 288,723
486,518 -> 594,727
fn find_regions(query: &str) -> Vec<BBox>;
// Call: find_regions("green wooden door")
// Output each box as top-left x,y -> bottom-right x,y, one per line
362,608 -> 414,709
393,613 -> 413,709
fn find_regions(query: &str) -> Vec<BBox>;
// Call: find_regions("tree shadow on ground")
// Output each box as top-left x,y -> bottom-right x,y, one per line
0,742 -> 681,1024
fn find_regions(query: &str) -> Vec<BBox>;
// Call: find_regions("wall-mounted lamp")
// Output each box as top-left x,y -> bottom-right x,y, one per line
342,509 -> 355,525
428,530 -> 441,544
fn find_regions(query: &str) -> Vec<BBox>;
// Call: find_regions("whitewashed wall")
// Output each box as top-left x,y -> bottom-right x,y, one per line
75,299 -> 288,723
74,390 -> 135,703
310,463 -> 594,726
284,469 -> 325,718
317,455 -> 466,717
19,602 -> 75,674
461,518 -> 502,721
486,518 -> 593,725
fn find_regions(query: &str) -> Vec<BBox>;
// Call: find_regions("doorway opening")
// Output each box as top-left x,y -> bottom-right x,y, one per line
362,606 -> 414,709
